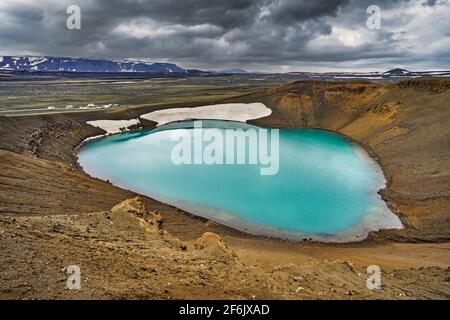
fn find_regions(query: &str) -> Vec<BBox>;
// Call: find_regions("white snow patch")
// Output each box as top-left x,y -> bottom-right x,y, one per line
140,102 -> 272,126
86,119 -> 140,135
29,57 -> 48,66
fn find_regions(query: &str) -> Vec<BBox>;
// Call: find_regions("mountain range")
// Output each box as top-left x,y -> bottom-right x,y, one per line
0,56 -> 191,74
1,56 -> 449,78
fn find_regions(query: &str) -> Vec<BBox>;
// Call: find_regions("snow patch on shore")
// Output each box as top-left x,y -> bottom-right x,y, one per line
86,119 -> 140,135
140,102 -> 272,126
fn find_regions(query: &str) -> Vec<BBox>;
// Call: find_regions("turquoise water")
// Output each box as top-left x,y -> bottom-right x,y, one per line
78,120 -> 402,242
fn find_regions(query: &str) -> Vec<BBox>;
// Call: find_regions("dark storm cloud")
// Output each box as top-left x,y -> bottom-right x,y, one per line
264,0 -> 349,24
0,0 -> 449,71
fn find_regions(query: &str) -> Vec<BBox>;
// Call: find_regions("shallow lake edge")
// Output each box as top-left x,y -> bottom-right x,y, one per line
75,118 -> 404,243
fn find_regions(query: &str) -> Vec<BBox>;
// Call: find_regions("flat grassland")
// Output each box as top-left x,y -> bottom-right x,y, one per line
0,75 -> 292,115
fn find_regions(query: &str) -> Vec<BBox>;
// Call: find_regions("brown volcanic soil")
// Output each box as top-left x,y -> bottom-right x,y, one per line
0,78 -> 449,299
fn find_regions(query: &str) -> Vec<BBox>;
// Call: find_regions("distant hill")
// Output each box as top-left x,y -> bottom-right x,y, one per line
384,68 -> 411,75
382,68 -> 450,77
218,69 -> 249,74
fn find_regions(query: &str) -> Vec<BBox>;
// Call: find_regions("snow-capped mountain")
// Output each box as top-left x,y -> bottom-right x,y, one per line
0,56 -> 187,74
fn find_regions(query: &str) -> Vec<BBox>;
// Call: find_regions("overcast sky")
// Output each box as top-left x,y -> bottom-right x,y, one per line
0,0 -> 449,72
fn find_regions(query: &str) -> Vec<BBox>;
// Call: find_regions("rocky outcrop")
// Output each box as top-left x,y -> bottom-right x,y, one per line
398,78 -> 450,93
277,93 -> 314,126
194,232 -> 237,260
111,196 -> 147,216
24,121 -> 82,155
367,101 -> 401,120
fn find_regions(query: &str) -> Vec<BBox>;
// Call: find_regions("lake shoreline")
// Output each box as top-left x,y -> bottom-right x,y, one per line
78,118 -> 403,243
